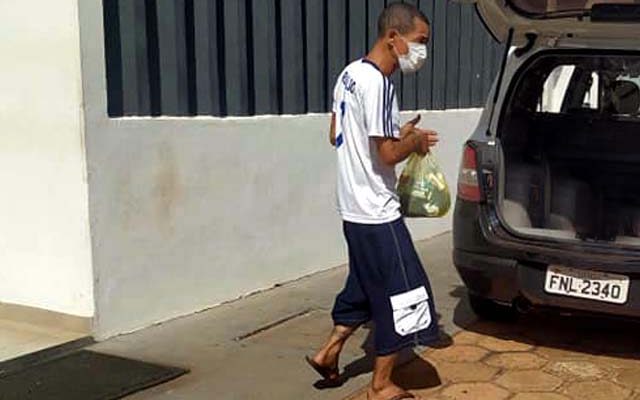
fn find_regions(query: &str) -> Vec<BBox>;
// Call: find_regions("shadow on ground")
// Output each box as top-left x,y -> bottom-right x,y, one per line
450,285 -> 640,362
315,318 -> 451,392
346,285 -> 640,400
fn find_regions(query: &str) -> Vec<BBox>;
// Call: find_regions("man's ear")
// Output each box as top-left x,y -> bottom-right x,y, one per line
385,29 -> 399,49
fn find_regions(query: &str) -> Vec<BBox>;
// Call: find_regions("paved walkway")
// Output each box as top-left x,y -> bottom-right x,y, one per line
345,315 -> 640,400
92,233 -> 469,400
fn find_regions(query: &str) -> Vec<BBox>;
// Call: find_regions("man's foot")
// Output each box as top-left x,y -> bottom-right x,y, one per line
305,355 -> 339,381
305,355 -> 344,389
367,384 -> 420,400
309,325 -> 357,380
309,348 -> 339,376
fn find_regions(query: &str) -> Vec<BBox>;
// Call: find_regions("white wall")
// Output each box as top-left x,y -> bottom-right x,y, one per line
78,1 -> 480,339
87,113 -> 476,340
0,0 -> 94,317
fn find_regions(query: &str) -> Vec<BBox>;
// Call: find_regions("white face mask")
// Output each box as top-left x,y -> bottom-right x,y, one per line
396,38 -> 428,74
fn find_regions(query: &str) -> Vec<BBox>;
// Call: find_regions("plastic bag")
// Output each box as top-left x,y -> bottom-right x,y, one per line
397,152 -> 451,218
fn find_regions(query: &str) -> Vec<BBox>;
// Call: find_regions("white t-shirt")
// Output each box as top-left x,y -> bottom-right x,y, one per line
333,59 -> 402,224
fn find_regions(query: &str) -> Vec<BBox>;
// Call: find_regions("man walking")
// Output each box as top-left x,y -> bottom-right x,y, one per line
306,3 -> 439,400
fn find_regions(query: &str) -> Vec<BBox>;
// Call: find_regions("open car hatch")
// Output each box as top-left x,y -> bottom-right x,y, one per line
456,0 -> 640,45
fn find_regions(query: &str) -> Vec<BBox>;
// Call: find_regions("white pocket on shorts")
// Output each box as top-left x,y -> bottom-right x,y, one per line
390,286 -> 432,337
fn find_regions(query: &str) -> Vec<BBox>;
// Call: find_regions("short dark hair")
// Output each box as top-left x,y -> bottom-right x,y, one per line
378,2 -> 430,38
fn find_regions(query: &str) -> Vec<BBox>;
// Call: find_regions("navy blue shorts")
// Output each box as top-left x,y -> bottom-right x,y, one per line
332,218 -> 440,356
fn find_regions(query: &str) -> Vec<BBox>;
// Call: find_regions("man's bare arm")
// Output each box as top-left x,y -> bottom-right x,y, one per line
329,113 -> 336,146
374,115 -> 439,166
374,135 -> 418,166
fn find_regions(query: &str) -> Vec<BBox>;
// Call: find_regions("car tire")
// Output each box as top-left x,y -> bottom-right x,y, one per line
468,294 -> 518,322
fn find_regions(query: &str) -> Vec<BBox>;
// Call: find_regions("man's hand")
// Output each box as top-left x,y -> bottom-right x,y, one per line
411,128 -> 439,155
402,114 -> 439,155
400,114 -> 422,138
374,114 -> 439,166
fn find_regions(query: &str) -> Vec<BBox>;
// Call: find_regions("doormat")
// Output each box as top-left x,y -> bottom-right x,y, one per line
0,350 -> 188,400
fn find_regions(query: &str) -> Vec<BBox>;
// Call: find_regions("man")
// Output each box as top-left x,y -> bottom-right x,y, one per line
306,3 -> 439,400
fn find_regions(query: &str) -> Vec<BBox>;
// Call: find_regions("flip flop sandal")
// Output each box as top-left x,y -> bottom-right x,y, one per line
388,393 -> 415,400
305,355 -> 343,387
367,392 -> 416,400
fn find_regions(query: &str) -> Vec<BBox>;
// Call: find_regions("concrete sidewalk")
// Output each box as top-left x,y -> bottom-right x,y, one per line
90,233 -> 472,399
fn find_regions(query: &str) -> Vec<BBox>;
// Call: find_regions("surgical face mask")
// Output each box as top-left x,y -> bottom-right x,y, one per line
396,37 -> 428,74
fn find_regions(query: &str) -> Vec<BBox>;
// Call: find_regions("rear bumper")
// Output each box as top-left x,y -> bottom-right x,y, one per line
454,248 -> 640,319
454,198 -> 640,318
453,249 -> 519,304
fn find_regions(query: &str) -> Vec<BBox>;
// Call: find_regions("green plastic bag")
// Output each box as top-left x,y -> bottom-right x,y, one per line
397,152 -> 451,218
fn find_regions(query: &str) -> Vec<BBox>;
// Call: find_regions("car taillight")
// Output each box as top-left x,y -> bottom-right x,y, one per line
458,145 -> 481,202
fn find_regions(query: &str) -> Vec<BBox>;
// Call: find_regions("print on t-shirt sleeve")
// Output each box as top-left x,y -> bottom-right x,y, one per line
362,76 -> 399,139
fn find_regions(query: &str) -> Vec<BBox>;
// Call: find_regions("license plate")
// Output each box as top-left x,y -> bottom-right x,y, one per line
544,266 -> 629,305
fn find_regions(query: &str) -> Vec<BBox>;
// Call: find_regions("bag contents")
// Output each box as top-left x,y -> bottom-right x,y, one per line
397,152 -> 451,218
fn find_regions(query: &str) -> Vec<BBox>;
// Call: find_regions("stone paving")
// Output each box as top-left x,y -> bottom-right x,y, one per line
344,314 -> 640,400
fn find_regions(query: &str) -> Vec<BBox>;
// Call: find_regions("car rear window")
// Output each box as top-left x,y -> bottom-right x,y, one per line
507,53 -> 640,120
509,0 -> 640,16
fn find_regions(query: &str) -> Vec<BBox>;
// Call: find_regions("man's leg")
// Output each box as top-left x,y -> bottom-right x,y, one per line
310,324 -> 359,377
368,353 -> 418,400
369,353 -> 398,398
364,219 -> 437,399
309,222 -> 370,378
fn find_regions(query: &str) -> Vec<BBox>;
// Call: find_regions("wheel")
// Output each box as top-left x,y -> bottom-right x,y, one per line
468,294 -> 518,322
